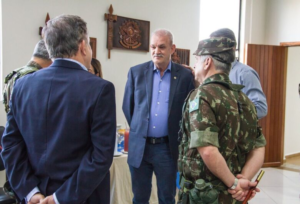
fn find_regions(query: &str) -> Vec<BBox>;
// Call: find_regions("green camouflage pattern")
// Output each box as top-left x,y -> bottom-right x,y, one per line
3,62 -> 40,113
178,73 -> 266,204
193,37 -> 236,56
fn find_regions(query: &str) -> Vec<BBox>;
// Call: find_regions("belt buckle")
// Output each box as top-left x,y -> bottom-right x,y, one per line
151,138 -> 156,144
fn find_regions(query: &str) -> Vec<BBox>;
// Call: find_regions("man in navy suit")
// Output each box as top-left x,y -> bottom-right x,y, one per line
1,15 -> 116,204
123,29 -> 194,204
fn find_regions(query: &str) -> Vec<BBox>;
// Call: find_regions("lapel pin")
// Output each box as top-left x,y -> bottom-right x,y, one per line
174,77 -> 177,80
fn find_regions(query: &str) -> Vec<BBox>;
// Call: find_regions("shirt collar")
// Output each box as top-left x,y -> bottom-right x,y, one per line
54,58 -> 88,71
153,61 -> 172,72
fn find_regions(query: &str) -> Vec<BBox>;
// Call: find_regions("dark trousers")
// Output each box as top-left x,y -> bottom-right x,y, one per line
129,142 -> 177,204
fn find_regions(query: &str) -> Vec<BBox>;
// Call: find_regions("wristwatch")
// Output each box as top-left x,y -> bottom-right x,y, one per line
230,178 -> 239,190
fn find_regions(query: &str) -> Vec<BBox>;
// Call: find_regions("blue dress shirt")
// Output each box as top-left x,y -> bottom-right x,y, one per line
147,62 -> 171,137
229,60 -> 268,119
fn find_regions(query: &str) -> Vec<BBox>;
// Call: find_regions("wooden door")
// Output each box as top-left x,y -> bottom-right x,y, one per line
244,44 -> 287,167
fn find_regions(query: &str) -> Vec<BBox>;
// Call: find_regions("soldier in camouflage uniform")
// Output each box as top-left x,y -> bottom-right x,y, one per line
177,37 -> 266,204
3,40 -> 52,113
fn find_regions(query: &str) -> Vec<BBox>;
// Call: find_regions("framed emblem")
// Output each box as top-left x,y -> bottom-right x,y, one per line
105,5 -> 150,58
112,16 -> 149,52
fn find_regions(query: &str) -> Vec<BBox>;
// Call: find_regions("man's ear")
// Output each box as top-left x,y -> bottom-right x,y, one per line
79,40 -> 87,56
171,44 -> 176,54
204,57 -> 212,70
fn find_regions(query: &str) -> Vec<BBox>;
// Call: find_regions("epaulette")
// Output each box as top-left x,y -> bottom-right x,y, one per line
15,66 -> 39,80
4,67 -> 24,84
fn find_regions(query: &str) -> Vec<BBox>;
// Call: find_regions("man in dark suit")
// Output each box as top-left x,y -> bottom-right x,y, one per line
1,15 -> 116,204
122,29 -> 194,204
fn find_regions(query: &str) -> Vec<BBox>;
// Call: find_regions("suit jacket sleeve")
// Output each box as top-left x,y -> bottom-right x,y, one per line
122,68 -> 134,126
54,82 -> 116,203
1,100 -> 40,200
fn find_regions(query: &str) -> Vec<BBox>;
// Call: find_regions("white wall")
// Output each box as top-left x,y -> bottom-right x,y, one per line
243,0 -> 300,45
0,0 -> 200,184
240,0 -> 267,62
242,0 -> 267,45
243,0 -> 300,46
284,47 -> 300,156
265,0 -> 300,45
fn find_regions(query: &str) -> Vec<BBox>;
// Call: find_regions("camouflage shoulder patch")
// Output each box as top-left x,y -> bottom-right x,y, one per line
189,98 -> 199,113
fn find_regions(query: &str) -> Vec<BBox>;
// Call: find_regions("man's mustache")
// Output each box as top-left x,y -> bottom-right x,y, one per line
153,54 -> 163,57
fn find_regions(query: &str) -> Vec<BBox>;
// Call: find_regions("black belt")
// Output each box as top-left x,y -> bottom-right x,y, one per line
146,136 -> 169,144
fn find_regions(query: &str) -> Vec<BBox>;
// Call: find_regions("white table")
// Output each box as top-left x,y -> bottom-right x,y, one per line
110,154 -> 158,204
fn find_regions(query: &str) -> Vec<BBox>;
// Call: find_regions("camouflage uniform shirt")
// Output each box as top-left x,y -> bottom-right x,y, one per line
3,61 -> 41,113
178,73 -> 266,204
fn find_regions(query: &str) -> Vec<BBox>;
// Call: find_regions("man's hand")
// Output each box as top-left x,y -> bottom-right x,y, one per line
181,64 -> 200,87
28,193 -> 45,204
40,195 -> 56,204
236,174 -> 260,200
228,177 -> 259,201
181,64 -> 195,75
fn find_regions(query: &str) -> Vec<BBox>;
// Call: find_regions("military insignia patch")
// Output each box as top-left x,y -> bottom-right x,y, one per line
189,99 -> 199,113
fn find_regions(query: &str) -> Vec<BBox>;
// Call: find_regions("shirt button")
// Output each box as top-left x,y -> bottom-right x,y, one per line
153,126 -> 156,129
159,90 -> 162,93
157,102 -> 160,104
155,114 -> 158,116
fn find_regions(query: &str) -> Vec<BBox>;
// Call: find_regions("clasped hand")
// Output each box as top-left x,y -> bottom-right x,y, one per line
28,193 -> 55,204
228,174 -> 260,201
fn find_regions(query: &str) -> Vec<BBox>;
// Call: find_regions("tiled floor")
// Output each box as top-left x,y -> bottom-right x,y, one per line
249,167 -> 300,204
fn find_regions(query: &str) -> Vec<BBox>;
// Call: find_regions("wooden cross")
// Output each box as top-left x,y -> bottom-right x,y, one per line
104,5 -> 117,59
39,13 -> 50,36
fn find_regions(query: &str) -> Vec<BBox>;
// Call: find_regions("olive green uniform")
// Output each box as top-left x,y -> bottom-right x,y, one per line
3,61 -> 41,113
178,73 -> 266,204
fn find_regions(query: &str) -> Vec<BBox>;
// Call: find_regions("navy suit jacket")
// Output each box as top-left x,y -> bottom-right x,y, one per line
122,61 -> 194,168
1,59 -> 116,204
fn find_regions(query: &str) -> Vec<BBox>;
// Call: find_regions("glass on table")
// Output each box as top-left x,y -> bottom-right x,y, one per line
124,129 -> 129,153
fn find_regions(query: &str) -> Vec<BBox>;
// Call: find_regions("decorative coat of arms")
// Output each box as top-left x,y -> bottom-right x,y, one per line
104,5 -> 150,59
119,20 -> 141,49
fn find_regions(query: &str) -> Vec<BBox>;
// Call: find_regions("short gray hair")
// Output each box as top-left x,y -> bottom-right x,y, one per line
200,50 -> 235,74
151,29 -> 174,45
42,14 -> 88,58
32,40 -> 50,60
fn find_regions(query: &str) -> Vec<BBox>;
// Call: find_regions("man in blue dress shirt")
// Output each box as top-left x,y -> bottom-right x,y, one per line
210,28 -> 268,119
123,29 -> 194,204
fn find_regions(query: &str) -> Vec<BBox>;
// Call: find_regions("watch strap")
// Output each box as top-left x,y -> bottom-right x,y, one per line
230,178 -> 239,190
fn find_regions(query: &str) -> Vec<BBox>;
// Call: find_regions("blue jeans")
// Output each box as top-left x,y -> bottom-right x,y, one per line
129,142 -> 177,204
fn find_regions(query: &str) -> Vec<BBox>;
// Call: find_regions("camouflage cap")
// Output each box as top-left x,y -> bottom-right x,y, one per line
193,37 -> 236,56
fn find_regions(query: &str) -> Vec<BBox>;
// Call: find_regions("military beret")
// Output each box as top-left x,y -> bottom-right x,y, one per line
193,37 -> 236,56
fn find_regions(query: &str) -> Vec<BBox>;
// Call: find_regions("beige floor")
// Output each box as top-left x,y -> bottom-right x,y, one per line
249,156 -> 300,204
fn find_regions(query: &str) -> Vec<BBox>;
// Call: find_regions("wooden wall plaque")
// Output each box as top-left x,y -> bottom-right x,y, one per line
172,48 -> 190,65
105,5 -> 150,59
89,37 -> 97,58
